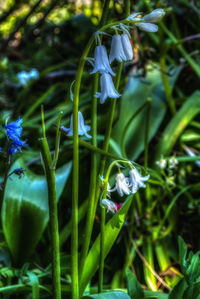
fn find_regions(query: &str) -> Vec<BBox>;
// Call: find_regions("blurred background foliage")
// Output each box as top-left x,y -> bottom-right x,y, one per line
0,0 -> 200,298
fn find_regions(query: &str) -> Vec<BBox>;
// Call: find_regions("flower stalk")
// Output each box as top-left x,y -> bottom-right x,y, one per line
40,106 -> 61,299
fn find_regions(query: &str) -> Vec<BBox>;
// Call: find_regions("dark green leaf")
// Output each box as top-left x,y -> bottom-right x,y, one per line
2,159 -> 71,265
82,291 -> 131,299
126,268 -> 144,299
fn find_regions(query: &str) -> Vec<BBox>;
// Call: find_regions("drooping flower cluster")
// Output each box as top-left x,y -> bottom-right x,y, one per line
17,68 -> 39,86
5,117 -> 27,155
102,166 -> 150,214
127,8 -> 165,32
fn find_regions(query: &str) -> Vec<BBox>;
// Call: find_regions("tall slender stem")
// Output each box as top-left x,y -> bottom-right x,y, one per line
98,206 -> 106,293
40,107 -> 61,299
144,98 -> 152,172
79,0 -> 111,278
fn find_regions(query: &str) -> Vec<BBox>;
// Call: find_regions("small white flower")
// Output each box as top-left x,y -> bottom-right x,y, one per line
101,199 -> 117,213
90,45 -> 115,76
129,168 -> 150,194
126,12 -> 142,21
142,8 -> 165,23
61,111 -> 91,139
121,34 -> 133,61
135,22 -> 158,32
169,156 -> 178,169
109,35 -> 127,63
156,158 -> 167,169
184,145 -> 200,168
111,173 -> 131,197
96,73 -> 121,104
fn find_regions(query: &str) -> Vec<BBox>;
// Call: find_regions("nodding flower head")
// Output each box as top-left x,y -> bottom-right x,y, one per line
121,34 -> 133,61
142,8 -> 165,23
61,111 -> 91,139
5,117 -> 23,141
101,199 -> 118,213
135,8 -> 165,32
111,172 -> 131,197
129,168 -> 149,194
96,73 -> 120,104
109,35 -> 127,64
101,199 -> 123,213
8,139 -> 27,155
90,45 -> 115,76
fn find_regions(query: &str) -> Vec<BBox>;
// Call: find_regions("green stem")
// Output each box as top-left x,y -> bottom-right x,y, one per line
144,98 -> 152,171
124,0 -> 130,18
160,57 -> 176,115
40,108 -> 61,299
121,101 -> 149,158
98,206 -> 106,293
79,74 -> 98,277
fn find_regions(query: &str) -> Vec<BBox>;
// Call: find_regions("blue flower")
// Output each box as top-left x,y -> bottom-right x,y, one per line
90,45 -> 115,76
96,73 -> 121,104
5,117 -> 23,141
8,139 -> 27,155
61,111 -> 91,139
17,68 -> 39,86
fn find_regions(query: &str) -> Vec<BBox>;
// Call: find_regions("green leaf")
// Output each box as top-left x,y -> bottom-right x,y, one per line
154,91 -> 200,162
27,271 -> 39,299
82,291 -> 131,299
111,64 -> 180,160
168,278 -> 188,299
126,268 -> 144,299
2,159 -> 71,265
144,290 -> 169,299
178,236 -> 188,271
80,195 -> 134,296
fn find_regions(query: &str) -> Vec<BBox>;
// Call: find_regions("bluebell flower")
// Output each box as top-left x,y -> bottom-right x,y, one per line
61,111 -> 91,139
129,168 -> 149,193
5,117 -> 23,141
121,34 -> 133,61
109,35 -> 127,64
135,22 -> 158,32
17,68 -> 39,86
90,45 -> 115,76
96,73 -> 120,104
8,139 -> 27,155
142,8 -> 165,23
110,173 -> 131,197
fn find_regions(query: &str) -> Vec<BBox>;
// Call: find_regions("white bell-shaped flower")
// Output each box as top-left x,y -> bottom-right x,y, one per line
96,73 -> 120,104
111,173 -> 131,197
109,35 -> 127,64
135,22 -> 158,32
101,199 -> 117,213
121,34 -> 133,61
142,8 -> 165,23
129,168 -> 150,194
61,111 -> 91,139
90,45 -> 115,76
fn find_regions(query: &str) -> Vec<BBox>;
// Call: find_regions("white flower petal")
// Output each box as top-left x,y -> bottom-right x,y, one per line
136,22 -> 158,32
142,8 -> 165,23
109,35 -> 127,63
99,73 -> 120,104
121,34 -> 133,61
91,45 -> 115,76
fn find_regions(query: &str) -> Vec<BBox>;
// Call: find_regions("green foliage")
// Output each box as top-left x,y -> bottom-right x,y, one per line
80,195 -> 134,296
82,291 -> 131,299
169,237 -> 200,299
126,268 -> 144,299
2,159 -> 71,265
